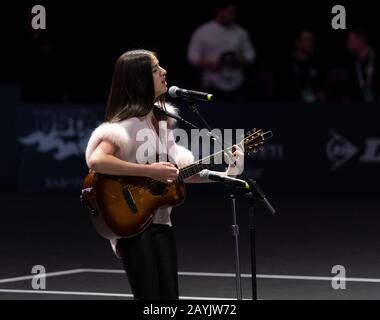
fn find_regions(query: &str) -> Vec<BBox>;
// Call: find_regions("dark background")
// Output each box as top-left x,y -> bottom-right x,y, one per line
3,1 -> 379,101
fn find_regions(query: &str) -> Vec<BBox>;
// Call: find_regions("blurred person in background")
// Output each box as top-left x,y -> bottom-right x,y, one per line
345,28 -> 380,103
282,28 -> 325,103
22,7 -> 69,102
187,2 -> 255,100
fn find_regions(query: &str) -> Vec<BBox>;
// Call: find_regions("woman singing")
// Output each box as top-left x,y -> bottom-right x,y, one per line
85,49 -> 242,300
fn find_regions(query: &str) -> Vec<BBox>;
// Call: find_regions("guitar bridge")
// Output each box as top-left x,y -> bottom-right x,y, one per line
123,184 -> 138,214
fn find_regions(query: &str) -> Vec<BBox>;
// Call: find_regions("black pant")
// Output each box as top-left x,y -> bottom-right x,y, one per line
116,223 -> 179,300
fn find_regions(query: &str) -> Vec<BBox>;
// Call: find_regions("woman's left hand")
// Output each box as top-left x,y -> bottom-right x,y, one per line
226,144 -> 244,177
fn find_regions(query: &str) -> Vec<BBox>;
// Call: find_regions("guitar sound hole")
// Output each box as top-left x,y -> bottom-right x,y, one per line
147,180 -> 167,196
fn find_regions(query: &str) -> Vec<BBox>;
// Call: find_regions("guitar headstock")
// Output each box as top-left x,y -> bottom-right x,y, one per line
242,128 -> 273,156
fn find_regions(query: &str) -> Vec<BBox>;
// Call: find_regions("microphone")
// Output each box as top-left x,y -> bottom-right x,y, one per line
199,169 -> 250,189
168,86 -> 213,102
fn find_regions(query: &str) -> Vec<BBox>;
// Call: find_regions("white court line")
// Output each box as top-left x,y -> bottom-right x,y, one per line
82,268 -> 380,283
2,268 -> 380,284
83,268 -> 124,274
1,267 -> 380,301
0,289 -> 233,300
0,269 -> 85,284
0,289 -> 133,298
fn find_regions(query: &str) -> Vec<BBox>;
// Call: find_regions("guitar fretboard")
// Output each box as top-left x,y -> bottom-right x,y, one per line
176,149 -> 232,182
175,136 -> 253,182
176,161 -> 215,182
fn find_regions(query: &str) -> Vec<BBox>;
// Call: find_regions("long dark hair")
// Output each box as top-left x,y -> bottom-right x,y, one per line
105,49 -> 166,122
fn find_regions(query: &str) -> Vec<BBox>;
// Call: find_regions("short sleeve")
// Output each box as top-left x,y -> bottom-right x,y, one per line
85,122 -> 129,167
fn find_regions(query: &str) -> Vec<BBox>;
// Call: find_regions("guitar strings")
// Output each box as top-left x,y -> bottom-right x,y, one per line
175,131 -> 262,179
128,133 -> 259,192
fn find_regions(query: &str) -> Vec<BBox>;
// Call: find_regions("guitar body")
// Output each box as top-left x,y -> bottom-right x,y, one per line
81,128 -> 272,240
81,171 -> 186,240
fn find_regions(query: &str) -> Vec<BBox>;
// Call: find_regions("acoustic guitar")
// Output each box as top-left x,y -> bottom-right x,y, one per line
81,129 -> 272,239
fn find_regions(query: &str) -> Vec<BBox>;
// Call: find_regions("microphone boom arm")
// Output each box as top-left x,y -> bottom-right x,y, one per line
186,100 -> 276,215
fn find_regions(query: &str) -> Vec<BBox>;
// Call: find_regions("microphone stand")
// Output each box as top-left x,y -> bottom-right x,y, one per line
227,183 -> 244,300
184,99 -> 276,301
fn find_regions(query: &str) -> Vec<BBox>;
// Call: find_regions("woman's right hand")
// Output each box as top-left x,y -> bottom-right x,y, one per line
147,162 -> 179,184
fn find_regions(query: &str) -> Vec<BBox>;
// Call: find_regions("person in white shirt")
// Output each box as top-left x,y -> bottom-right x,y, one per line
187,3 -> 255,99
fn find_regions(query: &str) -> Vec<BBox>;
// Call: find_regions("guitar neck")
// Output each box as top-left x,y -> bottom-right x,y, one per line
176,162 -> 215,182
176,148 -> 232,182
